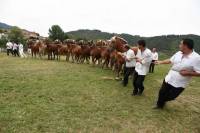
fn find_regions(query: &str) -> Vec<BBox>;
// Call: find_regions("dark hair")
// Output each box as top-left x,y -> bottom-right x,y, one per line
138,40 -> 146,47
124,45 -> 130,50
182,38 -> 194,50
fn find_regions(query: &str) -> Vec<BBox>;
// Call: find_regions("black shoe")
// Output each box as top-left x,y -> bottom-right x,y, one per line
131,92 -> 137,96
121,82 -> 127,87
138,90 -> 144,96
138,92 -> 142,96
152,106 -> 163,110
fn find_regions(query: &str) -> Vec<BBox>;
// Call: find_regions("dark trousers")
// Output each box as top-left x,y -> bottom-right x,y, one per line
123,67 -> 135,86
149,60 -> 156,73
13,49 -> 19,57
7,49 -> 13,56
157,80 -> 184,108
133,72 -> 145,95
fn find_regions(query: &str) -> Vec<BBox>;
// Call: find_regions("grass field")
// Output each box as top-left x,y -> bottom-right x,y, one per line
0,53 -> 200,133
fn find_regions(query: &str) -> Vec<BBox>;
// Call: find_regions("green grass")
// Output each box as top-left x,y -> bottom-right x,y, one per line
0,54 -> 200,133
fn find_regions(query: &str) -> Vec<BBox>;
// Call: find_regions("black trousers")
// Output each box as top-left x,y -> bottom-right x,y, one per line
7,49 -> 13,56
123,67 -> 135,86
133,72 -> 145,95
157,80 -> 185,108
149,60 -> 156,73
13,49 -> 19,57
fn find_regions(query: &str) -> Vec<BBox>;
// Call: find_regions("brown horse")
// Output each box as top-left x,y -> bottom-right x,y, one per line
114,52 -> 125,79
100,46 -> 111,68
67,44 -> 76,62
37,40 -> 47,59
108,36 -> 127,78
63,39 -> 76,45
27,40 -> 40,58
96,40 -> 107,47
90,45 -> 101,66
80,45 -> 91,63
109,36 -> 127,52
58,44 -> 69,61
109,50 -> 118,70
45,40 -> 61,60
71,44 -> 82,63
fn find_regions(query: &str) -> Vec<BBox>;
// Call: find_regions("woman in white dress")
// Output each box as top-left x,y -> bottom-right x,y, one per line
19,43 -> 27,58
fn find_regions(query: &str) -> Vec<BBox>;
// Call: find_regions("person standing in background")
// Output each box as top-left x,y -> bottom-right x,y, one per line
18,43 -> 27,58
122,45 -> 136,87
149,48 -> 158,73
12,42 -> 19,57
132,40 -> 152,96
6,41 -> 13,56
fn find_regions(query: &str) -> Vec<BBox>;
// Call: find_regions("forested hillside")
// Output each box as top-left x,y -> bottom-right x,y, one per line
67,30 -> 200,54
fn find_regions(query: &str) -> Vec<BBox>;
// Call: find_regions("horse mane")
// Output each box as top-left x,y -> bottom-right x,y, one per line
110,36 -> 127,44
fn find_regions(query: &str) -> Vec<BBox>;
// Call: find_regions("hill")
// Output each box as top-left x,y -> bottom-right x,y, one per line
0,54 -> 200,132
0,22 -> 40,40
67,30 -> 200,54
0,22 -> 12,29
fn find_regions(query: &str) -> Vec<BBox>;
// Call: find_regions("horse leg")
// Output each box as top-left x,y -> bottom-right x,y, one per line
31,51 -> 33,58
86,57 -> 90,64
92,57 -> 95,66
102,59 -> 106,69
50,54 -> 52,60
34,52 -> 36,58
72,54 -> 74,63
53,52 -> 56,60
82,56 -> 85,63
65,54 -> 67,61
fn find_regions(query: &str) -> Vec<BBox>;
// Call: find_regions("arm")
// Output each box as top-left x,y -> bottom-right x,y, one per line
155,59 -> 171,65
180,58 -> 200,77
180,70 -> 200,77
126,51 -> 136,62
155,53 -> 158,60
136,52 -> 152,65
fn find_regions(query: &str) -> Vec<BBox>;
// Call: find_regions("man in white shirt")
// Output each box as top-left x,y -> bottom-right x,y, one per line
12,42 -> 19,57
132,40 -> 152,95
122,45 -> 136,87
154,39 -> 200,109
149,48 -> 158,73
6,41 -> 13,56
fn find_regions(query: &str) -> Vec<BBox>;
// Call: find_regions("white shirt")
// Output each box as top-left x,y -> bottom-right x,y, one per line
135,48 -> 152,75
12,43 -> 18,50
6,42 -> 13,49
165,51 -> 200,88
125,49 -> 136,67
19,44 -> 23,51
152,52 -> 158,60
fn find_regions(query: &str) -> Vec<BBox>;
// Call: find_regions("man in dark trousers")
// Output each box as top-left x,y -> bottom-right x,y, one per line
149,48 -> 158,73
12,42 -> 19,57
132,40 -> 152,95
122,45 -> 136,87
154,39 -> 200,109
6,41 -> 13,56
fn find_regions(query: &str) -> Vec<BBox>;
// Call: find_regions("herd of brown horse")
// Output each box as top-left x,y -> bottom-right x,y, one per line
27,36 -> 138,78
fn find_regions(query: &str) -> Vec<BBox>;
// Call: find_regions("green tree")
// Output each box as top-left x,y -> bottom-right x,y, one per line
48,25 -> 68,42
8,26 -> 24,43
0,29 -> 3,33
0,36 -> 7,48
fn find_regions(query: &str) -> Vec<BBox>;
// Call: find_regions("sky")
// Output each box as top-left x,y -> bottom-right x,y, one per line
0,0 -> 200,37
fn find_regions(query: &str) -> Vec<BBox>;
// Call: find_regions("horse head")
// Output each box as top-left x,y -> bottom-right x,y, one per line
109,36 -> 128,52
